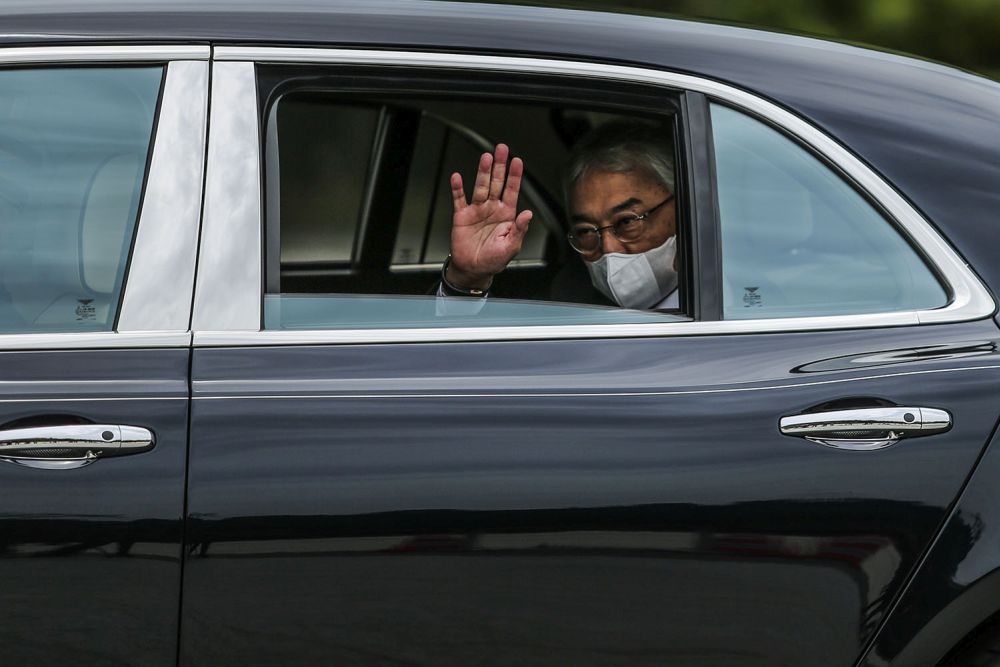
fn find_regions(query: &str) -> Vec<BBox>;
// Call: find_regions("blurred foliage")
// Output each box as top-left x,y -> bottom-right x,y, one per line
456,0 -> 1000,80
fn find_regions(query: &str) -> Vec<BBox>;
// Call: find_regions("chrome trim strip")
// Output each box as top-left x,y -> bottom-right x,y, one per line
192,365 -> 1000,400
0,45 -> 210,64
200,48 -> 993,345
0,331 -> 190,351
119,61 -> 209,333
193,311 -> 918,346
191,62 -> 262,332
0,397 -> 186,403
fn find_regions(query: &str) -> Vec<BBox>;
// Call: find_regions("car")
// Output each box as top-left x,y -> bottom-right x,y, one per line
2,1 -> 1000,665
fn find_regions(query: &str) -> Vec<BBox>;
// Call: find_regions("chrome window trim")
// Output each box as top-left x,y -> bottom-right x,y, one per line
193,47 -> 993,346
0,45 -> 210,64
118,61 -> 209,333
191,62 -> 262,332
0,331 -> 190,351
194,311 -> 918,346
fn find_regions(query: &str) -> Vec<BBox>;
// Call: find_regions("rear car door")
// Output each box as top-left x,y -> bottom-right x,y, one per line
0,47 -> 207,665
181,51 -> 1000,666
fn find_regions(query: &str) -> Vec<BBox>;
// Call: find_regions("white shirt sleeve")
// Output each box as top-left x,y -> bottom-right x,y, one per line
435,282 -> 488,317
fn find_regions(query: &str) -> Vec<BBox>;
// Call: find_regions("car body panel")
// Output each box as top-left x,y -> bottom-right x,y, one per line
0,48 -> 206,666
0,349 -> 188,666
862,416 -> 1000,666
184,320 -> 1000,665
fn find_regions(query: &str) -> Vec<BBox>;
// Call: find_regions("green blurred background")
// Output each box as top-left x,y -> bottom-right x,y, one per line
457,0 -> 1000,81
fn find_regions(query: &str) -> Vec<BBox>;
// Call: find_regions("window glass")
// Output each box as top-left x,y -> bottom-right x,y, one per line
265,294 -> 682,329
711,103 -> 947,319
0,66 -> 162,333
263,81 -> 684,330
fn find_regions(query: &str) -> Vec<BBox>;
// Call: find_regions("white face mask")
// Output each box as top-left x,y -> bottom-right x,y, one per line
584,235 -> 678,309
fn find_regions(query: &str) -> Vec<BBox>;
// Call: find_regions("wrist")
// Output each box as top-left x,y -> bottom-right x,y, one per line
444,255 -> 494,292
441,255 -> 493,297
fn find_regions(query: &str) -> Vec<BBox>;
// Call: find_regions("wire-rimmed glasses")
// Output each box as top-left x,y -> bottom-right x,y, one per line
566,194 -> 674,254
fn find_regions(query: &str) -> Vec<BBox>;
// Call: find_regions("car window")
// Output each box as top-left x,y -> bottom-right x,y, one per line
711,103 -> 948,319
262,77 -> 688,330
0,66 -> 162,333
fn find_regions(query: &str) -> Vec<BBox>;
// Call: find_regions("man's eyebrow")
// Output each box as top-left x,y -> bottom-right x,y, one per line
570,197 -> 644,224
609,197 -> 644,215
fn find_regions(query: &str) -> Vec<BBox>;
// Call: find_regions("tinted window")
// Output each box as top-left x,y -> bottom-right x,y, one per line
711,103 -> 947,319
0,66 -> 162,333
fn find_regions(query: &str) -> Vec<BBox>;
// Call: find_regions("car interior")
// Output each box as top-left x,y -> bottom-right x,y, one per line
258,67 -> 683,309
0,67 -> 159,333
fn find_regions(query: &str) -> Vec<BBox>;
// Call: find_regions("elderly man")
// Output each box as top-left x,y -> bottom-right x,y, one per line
439,122 -> 678,309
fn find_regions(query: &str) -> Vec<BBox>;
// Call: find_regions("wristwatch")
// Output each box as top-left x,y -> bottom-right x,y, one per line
440,255 -> 492,298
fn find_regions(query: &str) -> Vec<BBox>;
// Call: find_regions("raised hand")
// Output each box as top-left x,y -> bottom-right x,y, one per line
447,143 -> 533,290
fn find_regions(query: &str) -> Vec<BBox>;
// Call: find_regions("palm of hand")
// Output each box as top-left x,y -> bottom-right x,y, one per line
452,198 -> 523,277
449,144 -> 534,285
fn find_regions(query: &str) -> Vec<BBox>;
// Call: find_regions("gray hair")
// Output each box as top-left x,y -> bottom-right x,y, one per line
564,121 -> 675,204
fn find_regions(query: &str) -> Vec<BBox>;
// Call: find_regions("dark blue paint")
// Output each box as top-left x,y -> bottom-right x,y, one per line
184,320 -> 1000,664
862,411 -> 1000,665
0,348 -> 188,666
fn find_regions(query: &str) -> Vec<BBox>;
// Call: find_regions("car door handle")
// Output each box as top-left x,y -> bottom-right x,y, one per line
0,424 -> 155,470
779,407 -> 951,451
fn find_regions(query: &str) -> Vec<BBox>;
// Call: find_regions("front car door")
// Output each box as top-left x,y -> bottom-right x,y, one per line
0,47 -> 207,665
181,50 -> 1000,666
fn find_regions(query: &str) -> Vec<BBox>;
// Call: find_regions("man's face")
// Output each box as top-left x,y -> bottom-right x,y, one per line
568,168 -> 676,263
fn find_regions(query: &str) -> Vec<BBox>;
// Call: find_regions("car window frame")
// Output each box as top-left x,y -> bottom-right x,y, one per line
256,66 -> 687,307
0,45 -> 209,350
190,48 -> 994,346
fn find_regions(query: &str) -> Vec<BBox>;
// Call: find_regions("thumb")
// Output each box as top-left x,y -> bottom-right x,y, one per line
514,209 -> 533,234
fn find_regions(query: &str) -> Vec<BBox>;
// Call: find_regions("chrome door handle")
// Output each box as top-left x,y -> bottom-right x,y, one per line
0,424 -> 155,470
779,407 -> 951,451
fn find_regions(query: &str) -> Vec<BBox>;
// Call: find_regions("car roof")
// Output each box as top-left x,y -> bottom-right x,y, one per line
4,0 -> 1000,301
0,0 -> 988,87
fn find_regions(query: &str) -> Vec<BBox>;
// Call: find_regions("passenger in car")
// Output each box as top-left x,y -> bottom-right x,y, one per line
440,122 -> 678,310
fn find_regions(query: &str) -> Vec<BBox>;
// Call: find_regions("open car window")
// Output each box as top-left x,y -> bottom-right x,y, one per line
260,68 -> 689,330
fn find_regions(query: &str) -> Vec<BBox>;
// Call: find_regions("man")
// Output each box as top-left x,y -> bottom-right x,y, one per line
439,122 -> 678,310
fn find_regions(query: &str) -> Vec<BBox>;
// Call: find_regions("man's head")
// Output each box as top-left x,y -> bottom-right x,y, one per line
564,121 -> 676,261
562,122 -> 678,309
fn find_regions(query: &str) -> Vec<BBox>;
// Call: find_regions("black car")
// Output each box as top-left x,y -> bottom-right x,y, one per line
2,1 -> 1000,665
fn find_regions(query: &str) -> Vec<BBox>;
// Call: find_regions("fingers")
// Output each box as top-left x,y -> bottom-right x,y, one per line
471,152 -> 493,204
469,144 -> 523,206
488,144 -> 509,200
450,172 -> 466,212
502,156 -> 523,208
515,209 -> 533,233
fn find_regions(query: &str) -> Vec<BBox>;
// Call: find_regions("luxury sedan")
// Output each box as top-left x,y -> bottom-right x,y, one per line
1,1 -> 999,665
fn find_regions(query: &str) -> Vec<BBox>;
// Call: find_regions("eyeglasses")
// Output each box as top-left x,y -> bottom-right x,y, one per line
567,194 -> 675,254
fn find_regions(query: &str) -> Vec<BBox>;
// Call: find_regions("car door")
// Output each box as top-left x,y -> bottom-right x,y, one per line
181,51 -> 1000,667
0,48 -> 208,665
